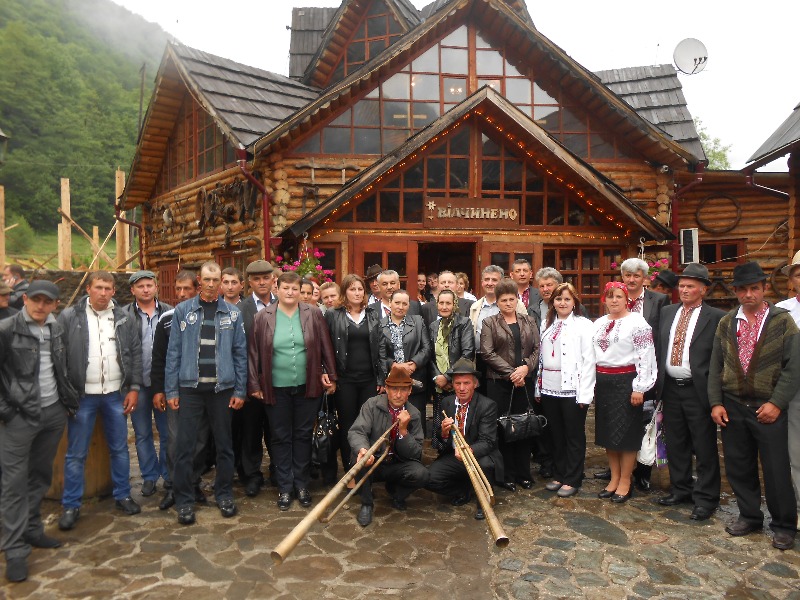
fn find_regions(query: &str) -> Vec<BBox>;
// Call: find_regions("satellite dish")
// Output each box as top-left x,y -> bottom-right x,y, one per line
673,38 -> 708,75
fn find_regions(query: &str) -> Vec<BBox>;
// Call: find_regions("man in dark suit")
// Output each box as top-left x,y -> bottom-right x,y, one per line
376,270 -> 421,319
234,259 -> 277,497
654,264 -> 725,520
511,258 -> 541,314
421,271 -> 473,326
427,358 -> 503,520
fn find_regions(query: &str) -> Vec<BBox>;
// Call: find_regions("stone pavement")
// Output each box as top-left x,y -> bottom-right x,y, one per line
5,434 -> 800,599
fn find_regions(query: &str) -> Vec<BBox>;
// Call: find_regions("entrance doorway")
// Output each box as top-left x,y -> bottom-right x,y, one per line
418,242 -> 476,294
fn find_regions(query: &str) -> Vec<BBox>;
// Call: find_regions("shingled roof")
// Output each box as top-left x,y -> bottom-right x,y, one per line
747,100 -> 800,169
595,64 -> 705,163
289,7 -> 339,80
420,0 -> 532,23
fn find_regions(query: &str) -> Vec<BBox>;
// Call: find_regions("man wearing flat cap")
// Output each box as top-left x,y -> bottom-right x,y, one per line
348,364 -> 429,527
124,271 -> 172,498
0,281 -> 19,320
364,264 -> 383,306
776,249 -> 800,521
654,264 -> 724,521
0,281 -> 78,582
709,261 -> 799,550
234,259 -> 277,497
427,358 -> 503,520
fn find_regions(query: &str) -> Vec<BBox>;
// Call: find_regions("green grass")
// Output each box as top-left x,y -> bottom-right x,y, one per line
12,230 -> 122,270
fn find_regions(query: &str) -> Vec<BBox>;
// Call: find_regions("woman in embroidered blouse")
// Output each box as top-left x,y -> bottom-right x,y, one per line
592,281 -> 656,503
481,279 -> 540,491
429,289 -> 475,450
537,283 -> 596,498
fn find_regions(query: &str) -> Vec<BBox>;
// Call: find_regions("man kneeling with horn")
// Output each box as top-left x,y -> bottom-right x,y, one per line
427,358 -> 503,520
348,364 -> 429,527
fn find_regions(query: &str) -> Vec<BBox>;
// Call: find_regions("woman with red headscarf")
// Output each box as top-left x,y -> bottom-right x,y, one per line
592,281 -> 656,503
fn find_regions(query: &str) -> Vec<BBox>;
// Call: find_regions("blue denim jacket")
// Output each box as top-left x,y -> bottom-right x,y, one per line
164,296 -> 247,399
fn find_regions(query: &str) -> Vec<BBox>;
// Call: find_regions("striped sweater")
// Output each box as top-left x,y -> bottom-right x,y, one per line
708,304 -> 800,410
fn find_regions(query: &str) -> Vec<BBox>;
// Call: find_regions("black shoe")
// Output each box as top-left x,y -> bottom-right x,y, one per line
277,492 -> 293,511
597,488 -> 616,499
725,519 -> 762,537
633,475 -> 651,493
452,492 -> 471,506
218,499 -> 237,518
772,531 -> 795,551
593,468 -> 611,481
475,506 -> 485,520
391,497 -> 407,511
141,480 -> 157,497
545,481 -> 563,492
177,506 -> 196,525
58,508 -> 80,531
611,490 -> 633,504
357,504 -> 373,527
194,485 -> 207,504
23,533 -> 62,549
5,557 -> 27,582
245,478 -> 261,498
690,506 -> 714,521
657,494 -> 692,506
557,485 -> 579,498
162,480 -> 173,490
159,490 -> 175,511
498,482 -> 517,493
538,467 -> 553,479
517,479 -> 534,489
115,496 -> 142,515
296,488 -> 312,508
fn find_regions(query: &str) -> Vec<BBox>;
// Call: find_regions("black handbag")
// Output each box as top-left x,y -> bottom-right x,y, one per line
497,386 -> 546,442
312,392 -> 339,465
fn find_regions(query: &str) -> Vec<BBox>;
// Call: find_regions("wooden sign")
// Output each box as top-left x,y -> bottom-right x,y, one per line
424,197 -> 520,229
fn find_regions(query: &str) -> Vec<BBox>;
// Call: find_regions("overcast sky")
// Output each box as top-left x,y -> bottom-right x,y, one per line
111,0 -> 799,171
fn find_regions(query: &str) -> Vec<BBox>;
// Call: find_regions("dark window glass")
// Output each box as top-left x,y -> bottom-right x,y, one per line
505,160 -> 523,191
582,275 -> 599,295
559,249 -> 578,271
404,165 -> 424,188
347,42 -> 366,64
582,250 -> 600,270
590,133 -> 615,159
547,195 -> 564,225
481,134 -> 501,157
383,101 -> 410,127
449,126 -> 470,154
720,244 -> 739,261
562,134 -> 588,158
338,208 -> 354,223
491,253 -> 510,271
482,160 -> 501,190
382,129 -> 409,154
542,250 -> 556,269
699,244 -> 716,264
331,109 -> 351,126
356,196 -> 377,222
354,128 -> 380,154
323,128 -> 350,154
561,108 -> 587,132
364,252 -> 381,271
353,100 -> 380,126
427,158 -> 447,189
387,252 -> 406,277
568,200 -> 586,226
403,192 -> 423,223
450,158 -> 469,189
525,196 -> 544,225
388,16 -> 403,35
412,102 -> 439,128
367,16 -> 386,36
443,77 -> 467,104
369,39 -> 386,61
380,191 -> 400,222
525,169 -> 543,192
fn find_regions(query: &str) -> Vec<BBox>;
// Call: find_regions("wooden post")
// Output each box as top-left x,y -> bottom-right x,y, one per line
115,170 -> 129,272
0,185 -> 5,269
59,178 -> 72,270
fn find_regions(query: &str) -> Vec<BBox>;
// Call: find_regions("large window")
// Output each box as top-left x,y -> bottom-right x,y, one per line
542,247 -> 623,318
156,96 -> 237,194
297,24 -> 634,160
699,239 -> 745,266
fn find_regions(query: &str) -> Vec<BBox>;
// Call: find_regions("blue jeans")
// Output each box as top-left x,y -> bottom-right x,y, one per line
130,386 -> 169,483
62,392 -> 131,508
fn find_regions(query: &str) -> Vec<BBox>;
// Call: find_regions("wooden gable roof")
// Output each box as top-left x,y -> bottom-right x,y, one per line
122,42 -> 318,208
301,0 -> 422,88
420,0 -> 531,24
251,0 -> 699,171
747,100 -> 800,170
284,86 -> 673,241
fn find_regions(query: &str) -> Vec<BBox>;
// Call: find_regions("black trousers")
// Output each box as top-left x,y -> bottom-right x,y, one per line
232,396 -> 272,484
662,378 -> 720,508
540,394 -> 587,488
264,386 -> 318,494
407,391 -> 429,437
356,458 -> 429,506
332,378 -> 375,472
427,452 -> 495,498
721,399 -> 797,534
488,379 -> 532,483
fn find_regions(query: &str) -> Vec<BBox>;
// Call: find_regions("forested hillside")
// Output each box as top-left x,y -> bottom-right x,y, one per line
0,0 -> 171,233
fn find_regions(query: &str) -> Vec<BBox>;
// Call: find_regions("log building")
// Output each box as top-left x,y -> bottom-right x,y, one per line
121,0 -> 789,314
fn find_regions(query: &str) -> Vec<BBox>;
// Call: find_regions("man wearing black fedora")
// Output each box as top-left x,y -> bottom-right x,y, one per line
427,358 -> 504,520
364,264 -> 383,306
709,261 -> 799,550
654,264 -> 725,521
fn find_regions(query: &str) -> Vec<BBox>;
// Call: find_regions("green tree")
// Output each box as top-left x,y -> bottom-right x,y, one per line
694,117 -> 732,170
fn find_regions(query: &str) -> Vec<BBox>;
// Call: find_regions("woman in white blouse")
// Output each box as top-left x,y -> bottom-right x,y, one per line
538,283 -> 596,498
592,281 -> 656,503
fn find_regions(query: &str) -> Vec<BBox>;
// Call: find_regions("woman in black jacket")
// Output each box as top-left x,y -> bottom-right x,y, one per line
377,290 -> 432,432
429,289 -> 475,450
324,274 -> 382,476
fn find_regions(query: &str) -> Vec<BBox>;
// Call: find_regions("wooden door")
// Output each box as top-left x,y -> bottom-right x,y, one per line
352,236 -> 418,292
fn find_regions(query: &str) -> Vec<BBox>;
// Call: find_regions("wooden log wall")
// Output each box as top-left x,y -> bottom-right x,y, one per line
788,152 -> 800,257
592,160 -> 670,228
142,166 -> 264,269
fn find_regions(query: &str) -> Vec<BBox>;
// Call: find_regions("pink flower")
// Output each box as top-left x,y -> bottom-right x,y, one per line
610,262 -> 618,269
313,249 -> 323,258
316,264 -> 323,271
275,256 -> 283,263
293,260 -> 300,266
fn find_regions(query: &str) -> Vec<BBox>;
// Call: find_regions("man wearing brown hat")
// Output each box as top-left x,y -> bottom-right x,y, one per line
427,358 -> 503,519
777,249 -> 800,520
235,259 -> 277,497
654,264 -> 725,521
364,264 -> 382,306
709,261 -> 799,550
348,364 -> 429,527
0,281 -> 19,320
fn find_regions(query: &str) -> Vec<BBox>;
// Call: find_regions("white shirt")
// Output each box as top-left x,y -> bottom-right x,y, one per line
251,292 -> 269,312
85,300 -> 122,394
776,296 -> 800,328
592,312 -> 656,394
665,305 -> 702,379
463,291 -> 477,301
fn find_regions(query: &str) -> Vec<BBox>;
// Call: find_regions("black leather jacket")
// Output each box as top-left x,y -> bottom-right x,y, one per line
376,314 -> 432,387
0,311 -> 79,423
58,296 -> 142,397
325,305 -> 382,383
428,314 -> 476,382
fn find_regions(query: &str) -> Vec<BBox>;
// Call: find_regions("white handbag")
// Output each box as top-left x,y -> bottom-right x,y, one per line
637,401 -> 662,466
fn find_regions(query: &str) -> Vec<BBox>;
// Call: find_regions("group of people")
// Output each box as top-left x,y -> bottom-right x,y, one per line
2,251 -> 800,583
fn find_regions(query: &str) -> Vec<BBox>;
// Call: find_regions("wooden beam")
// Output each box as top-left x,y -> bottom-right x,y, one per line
59,178 -> 72,270
0,185 -> 5,270
115,170 -> 129,272
57,208 -> 114,266
92,226 -> 100,270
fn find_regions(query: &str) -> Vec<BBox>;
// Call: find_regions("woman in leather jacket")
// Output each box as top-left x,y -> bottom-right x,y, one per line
480,279 -> 540,491
324,274 -> 382,474
429,289 -> 475,450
